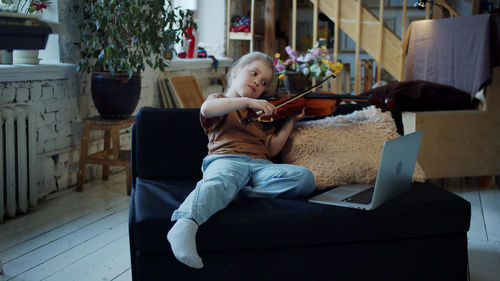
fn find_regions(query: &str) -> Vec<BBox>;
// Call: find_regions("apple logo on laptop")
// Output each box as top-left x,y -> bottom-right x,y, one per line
396,161 -> 403,175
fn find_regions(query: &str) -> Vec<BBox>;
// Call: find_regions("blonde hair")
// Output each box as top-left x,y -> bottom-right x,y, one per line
226,51 -> 277,98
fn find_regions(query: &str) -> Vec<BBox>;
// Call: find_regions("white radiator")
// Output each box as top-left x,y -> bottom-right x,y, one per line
1,104 -> 37,222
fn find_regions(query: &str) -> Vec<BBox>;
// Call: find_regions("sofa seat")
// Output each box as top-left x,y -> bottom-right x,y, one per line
133,178 -> 470,254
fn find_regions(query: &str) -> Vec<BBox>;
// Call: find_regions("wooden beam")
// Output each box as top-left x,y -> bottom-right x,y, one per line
376,0 -> 384,84
436,0 -> 460,17
312,0 -> 319,88
226,0 -> 231,56
264,0 -> 275,55
332,0 -> 340,93
279,0 -> 290,55
400,0 -> 407,80
354,0 -> 361,94
250,0 -> 255,52
292,0 -> 297,50
472,0 -> 481,15
312,0 -> 318,46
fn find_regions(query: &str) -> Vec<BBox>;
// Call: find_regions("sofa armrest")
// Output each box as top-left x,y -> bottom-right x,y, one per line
131,123 -> 137,190
133,107 -> 208,180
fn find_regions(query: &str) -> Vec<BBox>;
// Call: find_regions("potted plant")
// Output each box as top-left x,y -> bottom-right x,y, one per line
75,0 -> 195,118
274,44 -> 343,92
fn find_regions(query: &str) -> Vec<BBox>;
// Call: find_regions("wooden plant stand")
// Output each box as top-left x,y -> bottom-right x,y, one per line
77,116 -> 135,195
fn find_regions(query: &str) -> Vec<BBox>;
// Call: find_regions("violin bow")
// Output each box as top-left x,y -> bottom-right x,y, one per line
240,74 -> 336,124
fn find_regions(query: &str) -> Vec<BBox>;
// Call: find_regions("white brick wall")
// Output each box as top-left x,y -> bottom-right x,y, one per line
1,61 -> 229,199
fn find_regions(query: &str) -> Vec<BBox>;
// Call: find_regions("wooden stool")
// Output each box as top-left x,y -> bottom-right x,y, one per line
77,116 -> 135,195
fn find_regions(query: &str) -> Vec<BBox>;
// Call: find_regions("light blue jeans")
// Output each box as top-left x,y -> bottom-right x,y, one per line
171,154 -> 315,225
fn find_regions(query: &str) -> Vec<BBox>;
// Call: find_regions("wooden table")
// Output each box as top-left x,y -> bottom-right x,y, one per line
77,116 -> 135,195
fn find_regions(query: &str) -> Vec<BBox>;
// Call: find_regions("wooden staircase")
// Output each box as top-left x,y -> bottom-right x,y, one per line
307,0 -> 460,93
318,0 -> 404,82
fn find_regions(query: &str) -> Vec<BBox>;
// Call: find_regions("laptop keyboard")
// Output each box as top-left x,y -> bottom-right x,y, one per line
342,187 -> 374,205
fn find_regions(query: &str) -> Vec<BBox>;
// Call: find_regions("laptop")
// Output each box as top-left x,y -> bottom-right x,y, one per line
308,131 -> 423,211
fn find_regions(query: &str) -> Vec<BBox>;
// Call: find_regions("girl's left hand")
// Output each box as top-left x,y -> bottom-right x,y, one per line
289,107 -> 306,122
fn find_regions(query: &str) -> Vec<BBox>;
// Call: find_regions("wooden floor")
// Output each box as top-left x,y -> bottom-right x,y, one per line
1,172 -> 499,281
0,172 -> 131,281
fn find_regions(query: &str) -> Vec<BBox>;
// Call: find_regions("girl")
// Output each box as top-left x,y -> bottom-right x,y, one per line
167,51 -> 316,269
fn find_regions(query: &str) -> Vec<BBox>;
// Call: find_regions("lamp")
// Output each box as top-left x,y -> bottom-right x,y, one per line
413,0 -> 427,9
413,0 -> 451,17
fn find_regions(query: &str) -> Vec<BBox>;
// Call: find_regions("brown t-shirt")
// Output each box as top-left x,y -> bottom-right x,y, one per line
200,94 -> 276,160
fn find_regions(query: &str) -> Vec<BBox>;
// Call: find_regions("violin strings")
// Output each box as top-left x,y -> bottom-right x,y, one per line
274,75 -> 336,109
244,75 -> 335,123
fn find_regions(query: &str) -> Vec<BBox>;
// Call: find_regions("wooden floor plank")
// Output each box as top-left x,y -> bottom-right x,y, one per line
2,200 -> 129,263
2,204 -> 129,278
14,217 -> 128,281
0,176 -> 129,251
468,240 -> 500,281
479,189 -> 500,242
112,269 -> 132,281
453,187 -> 488,241
40,235 -> 130,281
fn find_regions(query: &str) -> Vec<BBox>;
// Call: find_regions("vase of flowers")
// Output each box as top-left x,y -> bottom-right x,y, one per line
274,44 -> 343,93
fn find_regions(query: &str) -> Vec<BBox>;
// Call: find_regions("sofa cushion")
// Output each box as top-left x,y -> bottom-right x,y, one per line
133,178 -> 470,254
281,106 -> 426,189
135,108 -> 208,180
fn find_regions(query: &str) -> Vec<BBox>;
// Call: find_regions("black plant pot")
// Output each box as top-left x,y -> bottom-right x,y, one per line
284,72 -> 310,93
91,72 -> 141,119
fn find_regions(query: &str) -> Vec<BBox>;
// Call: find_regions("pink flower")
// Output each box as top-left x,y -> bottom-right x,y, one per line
310,48 -> 320,60
285,46 -> 298,59
283,58 -> 294,65
275,63 -> 285,72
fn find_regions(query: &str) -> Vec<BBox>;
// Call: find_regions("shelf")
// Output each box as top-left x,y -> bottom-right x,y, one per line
229,32 -> 264,40
226,0 -> 266,55
229,32 -> 252,40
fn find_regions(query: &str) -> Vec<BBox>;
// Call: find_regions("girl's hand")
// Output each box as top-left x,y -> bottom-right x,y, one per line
247,98 -> 277,116
288,107 -> 306,122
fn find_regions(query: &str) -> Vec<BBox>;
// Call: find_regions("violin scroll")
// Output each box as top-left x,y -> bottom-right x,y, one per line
367,97 -> 395,112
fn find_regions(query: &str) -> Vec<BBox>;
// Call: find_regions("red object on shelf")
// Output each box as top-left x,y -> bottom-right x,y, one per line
230,25 -> 250,33
185,26 -> 195,58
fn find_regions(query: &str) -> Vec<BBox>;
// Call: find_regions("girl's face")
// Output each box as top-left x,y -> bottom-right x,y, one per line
230,60 -> 273,99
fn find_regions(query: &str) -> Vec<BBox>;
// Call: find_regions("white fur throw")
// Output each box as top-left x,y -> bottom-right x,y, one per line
281,106 -> 426,189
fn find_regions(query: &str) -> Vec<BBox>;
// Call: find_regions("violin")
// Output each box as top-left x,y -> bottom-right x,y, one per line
240,75 -> 394,124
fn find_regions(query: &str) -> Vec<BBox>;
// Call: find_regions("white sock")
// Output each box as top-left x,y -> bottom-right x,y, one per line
167,218 -> 204,269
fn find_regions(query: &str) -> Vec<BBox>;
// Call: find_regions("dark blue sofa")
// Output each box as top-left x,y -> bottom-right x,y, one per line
129,107 -> 471,281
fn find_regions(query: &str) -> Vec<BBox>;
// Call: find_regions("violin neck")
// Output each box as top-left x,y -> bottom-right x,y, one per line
306,92 -> 370,101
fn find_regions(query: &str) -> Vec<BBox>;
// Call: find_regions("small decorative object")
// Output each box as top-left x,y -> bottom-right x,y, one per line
177,50 -> 187,58
1,0 -> 52,14
181,9 -> 196,58
0,1 -> 16,12
75,0 -> 196,118
274,44 -> 343,92
230,15 -> 251,32
186,26 -> 196,58
197,47 -> 207,58
5,0 -> 52,65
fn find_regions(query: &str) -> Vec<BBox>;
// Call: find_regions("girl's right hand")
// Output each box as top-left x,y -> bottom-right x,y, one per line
247,98 -> 277,116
